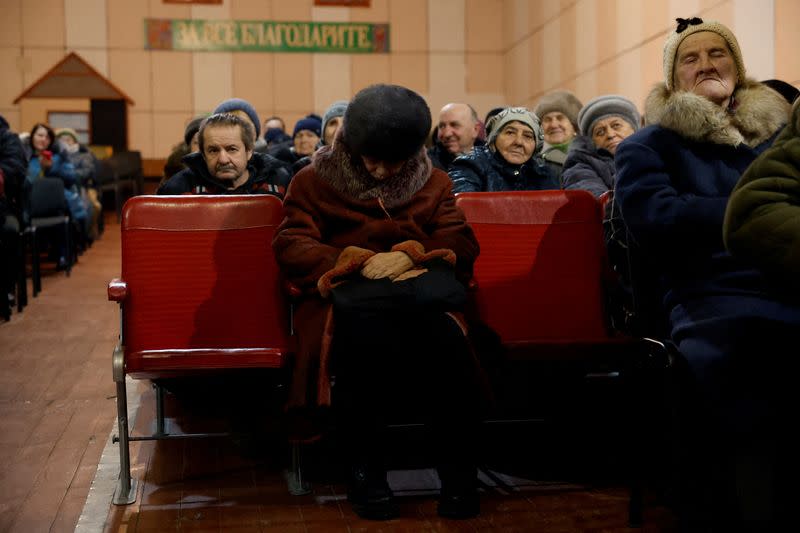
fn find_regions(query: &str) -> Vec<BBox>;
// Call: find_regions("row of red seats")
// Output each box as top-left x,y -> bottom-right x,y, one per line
107,191 -> 669,525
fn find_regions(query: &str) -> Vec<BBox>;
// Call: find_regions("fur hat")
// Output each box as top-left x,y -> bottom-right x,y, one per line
662,18 -> 746,91
213,98 -> 261,138
533,91 -> 583,132
486,107 -> 543,154
578,95 -> 641,136
183,117 -> 204,147
321,100 -> 348,143
343,84 -> 431,162
292,116 -> 322,139
55,127 -> 79,143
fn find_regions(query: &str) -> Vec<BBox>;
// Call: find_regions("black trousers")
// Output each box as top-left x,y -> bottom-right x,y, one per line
331,308 -> 481,484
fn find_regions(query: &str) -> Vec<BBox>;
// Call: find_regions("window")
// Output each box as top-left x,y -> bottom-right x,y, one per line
48,112 -> 90,144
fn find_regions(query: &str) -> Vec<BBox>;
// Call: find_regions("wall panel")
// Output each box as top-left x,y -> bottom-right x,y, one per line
2,0 -> 796,160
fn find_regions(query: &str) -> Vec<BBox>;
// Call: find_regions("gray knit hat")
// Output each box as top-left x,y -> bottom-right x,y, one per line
533,91 -> 583,132
578,95 -> 641,136
213,98 -> 261,138
662,18 -> 745,91
321,100 -> 348,145
486,107 -> 543,155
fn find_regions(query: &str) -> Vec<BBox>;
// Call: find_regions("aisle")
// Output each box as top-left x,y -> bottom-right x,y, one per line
0,218 -> 121,532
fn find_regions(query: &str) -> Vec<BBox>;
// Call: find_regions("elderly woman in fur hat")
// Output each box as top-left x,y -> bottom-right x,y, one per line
273,84 -> 481,521
614,18 -> 799,528
448,107 -> 559,193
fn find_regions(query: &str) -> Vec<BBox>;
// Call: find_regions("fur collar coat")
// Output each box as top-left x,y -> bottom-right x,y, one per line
614,78 -> 792,328
273,139 -> 479,414
643,78 -> 789,147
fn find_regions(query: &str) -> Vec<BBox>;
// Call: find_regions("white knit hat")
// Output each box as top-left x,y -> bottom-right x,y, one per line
662,18 -> 746,91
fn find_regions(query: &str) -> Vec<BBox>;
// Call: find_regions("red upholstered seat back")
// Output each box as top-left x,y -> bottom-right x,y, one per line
456,190 -> 609,344
120,195 -> 289,374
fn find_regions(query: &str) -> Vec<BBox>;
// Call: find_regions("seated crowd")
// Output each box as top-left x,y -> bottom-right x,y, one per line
1,119 -> 104,310
4,15 -> 799,530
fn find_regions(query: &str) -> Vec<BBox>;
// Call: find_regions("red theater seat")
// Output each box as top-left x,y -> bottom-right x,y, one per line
107,195 -> 292,504
456,190 -> 670,526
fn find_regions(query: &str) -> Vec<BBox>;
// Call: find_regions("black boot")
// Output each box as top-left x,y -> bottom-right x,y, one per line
437,465 -> 479,519
347,463 -> 399,521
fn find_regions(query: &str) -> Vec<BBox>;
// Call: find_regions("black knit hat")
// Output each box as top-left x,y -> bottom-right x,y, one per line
343,84 -> 431,162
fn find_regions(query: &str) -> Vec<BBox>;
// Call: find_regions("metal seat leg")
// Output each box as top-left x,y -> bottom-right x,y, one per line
112,344 -> 137,505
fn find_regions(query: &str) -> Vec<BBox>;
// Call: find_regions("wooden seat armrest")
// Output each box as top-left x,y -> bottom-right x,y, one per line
108,278 -> 128,302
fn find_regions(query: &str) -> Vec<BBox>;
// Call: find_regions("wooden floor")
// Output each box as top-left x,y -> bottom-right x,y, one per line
0,206 -> 678,532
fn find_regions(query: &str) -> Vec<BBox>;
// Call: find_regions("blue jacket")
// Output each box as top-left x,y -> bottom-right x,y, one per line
26,151 -> 77,188
448,145 -> 559,193
615,80 -> 797,327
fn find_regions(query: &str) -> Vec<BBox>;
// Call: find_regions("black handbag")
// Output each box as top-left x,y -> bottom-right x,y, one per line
329,262 -> 466,315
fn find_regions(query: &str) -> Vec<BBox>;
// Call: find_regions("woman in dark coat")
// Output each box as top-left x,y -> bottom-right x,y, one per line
614,19 -> 797,529
562,95 -> 640,196
273,84 -> 481,521
448,107 -> 558,193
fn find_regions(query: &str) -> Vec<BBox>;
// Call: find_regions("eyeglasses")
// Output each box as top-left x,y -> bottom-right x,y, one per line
675,17 -> 703,34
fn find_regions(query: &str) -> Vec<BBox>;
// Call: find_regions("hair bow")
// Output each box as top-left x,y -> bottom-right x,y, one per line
675,17 -> 703,33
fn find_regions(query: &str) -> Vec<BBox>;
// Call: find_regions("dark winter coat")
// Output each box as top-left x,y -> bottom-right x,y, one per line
724,100 -> 800,295
269,144 -> 304,168
614,79 -> 800,386
562,135 -> 615,197
157,151 -> 291,197
428,139 -> 485,172
64,145 -> 97,187
0,117 -> 27,222
448,145 -> 559,193
273,141 -> 479,409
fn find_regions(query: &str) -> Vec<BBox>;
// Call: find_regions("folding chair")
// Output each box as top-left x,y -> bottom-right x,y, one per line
107,195 -> 294,504
101,151 -> 143,222
26,177 -> 73,295
455,190 -> 671,526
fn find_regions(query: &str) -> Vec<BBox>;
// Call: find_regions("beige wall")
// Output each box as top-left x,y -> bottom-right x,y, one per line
506,0 -> 800,114
0,0 -> 796,160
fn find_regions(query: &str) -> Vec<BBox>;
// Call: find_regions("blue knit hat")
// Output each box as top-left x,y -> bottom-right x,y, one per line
292,116 -> 322,139
212,98 -> 261,138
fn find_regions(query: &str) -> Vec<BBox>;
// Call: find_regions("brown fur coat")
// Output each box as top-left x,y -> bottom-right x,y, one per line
273,140 -> 479,414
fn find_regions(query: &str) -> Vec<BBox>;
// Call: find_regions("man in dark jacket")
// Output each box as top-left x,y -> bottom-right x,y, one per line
428,103 -> 483,171
158,113 -> 291,197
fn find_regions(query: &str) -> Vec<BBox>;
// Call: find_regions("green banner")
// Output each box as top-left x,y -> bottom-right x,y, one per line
145,18 -> 389,53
